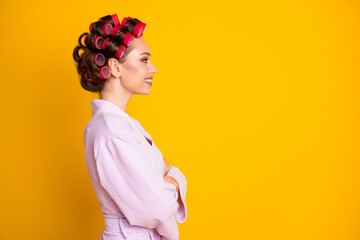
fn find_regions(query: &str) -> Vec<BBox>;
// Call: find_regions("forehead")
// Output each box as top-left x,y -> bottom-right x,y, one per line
130,37 -> 150,55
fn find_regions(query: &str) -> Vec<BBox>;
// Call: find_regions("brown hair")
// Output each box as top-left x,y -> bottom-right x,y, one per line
72,15 -> 143,92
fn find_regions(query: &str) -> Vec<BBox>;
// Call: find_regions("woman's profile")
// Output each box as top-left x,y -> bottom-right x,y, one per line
72,14 -> 187,240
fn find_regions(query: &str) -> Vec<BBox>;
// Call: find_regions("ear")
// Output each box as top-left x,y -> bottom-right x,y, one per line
108,58 -> 122,78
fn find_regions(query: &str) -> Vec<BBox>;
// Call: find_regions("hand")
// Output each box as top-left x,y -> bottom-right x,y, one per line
163,156 -> 171,176
163,175 -> 179,193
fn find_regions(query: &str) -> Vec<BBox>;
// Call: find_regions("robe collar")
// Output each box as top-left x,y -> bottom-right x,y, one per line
91,99 -> 128,117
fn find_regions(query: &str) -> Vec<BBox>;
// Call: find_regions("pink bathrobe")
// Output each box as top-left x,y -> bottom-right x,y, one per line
83,99 -> 187,240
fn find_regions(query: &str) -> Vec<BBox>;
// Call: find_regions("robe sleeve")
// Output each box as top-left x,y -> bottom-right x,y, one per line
95,133 -> 180,240
166,166 -> 187,223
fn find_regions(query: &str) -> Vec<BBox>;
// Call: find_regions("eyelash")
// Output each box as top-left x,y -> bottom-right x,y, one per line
142,58 -> 149,63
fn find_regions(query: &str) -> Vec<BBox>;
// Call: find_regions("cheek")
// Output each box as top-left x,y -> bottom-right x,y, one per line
127,63 -> 146,78
125,61 -> 139,73
122,61 -> 147,86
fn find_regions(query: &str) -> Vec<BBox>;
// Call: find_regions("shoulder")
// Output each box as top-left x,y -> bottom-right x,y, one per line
86,112 -> 132,135
84,113 -> 137,156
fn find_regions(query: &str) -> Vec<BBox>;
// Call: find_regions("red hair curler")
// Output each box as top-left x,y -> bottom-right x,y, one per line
111,14 -> 120,26
100,66 -> 111,79
120,17 -> 146,37
120,17 -> 132,27
103,23 -> 113,36
133,22 -> 146,37
122,32 -> 134,46
99,14 -> 119,25
102,38 -> 110,50
94,53 -> 105,66
111,25 -> 121,36
94,36 -> 105,50
139,22 -> 146,35
115,45 -> 126,58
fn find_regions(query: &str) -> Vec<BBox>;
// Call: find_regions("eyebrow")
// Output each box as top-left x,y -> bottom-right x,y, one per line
140,52 -> 151,56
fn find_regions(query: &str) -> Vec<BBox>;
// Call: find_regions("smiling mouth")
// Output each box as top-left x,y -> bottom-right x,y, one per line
145,79 -> 152,85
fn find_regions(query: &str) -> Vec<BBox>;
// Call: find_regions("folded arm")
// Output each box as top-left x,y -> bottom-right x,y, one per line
95,134 -> 181,240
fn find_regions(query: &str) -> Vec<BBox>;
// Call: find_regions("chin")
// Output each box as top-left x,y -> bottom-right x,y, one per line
138,89 -> 151,95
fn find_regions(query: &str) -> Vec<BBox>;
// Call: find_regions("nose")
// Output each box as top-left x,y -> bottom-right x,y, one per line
149,61 -> 157,74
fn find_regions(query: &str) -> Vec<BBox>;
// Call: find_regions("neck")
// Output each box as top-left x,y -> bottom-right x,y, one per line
99,77 -> 133,113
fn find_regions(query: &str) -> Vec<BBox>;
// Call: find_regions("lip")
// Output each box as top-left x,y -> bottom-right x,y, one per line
145,76 -> 153,80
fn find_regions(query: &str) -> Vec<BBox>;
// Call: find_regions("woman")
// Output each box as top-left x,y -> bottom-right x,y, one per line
72,14 -> 187,240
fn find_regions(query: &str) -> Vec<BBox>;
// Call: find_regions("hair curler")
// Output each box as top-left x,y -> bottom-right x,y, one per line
94,53 -> 105,66
111,25 -> 121,36
111,14 -> 120,26
122,32 -> 134,46
120,17 -> 146,37
133,22 -> 146,37
115,45 -> 126,58
120,17 -> 132,27
99,66 -> 111,79
94,36 -> 105,50
103,23 -> 113,36
139,22 -> 146,35
102,38 -> 110,50
99,14 -> 119,25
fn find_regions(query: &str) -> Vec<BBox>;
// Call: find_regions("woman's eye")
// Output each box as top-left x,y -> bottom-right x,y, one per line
142,58 -> 149,63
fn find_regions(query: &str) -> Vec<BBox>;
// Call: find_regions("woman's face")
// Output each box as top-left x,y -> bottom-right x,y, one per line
119,37 -> 157,95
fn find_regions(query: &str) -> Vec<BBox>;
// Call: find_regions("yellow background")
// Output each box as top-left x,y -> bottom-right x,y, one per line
0,0 -> 359,239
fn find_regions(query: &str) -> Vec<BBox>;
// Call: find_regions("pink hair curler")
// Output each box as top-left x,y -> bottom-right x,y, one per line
102,38 -> 110,50
122,31 -> 134,46
103,23 -> 113,36
111,25 -> 121,36
133,22 -> 146,37
94,53 -> 105,66
115,45 -> 126,58
99,66 -> 111,79
139,22 -> 146,35
120,17 -> 132,27
94,36 -> 105,50
111,14 -> 120,26
119,17 -> 146,37
85,72 -> 93,82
